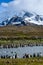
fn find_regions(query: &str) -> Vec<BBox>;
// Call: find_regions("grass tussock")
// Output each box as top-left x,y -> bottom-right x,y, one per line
0,58 -> 43,65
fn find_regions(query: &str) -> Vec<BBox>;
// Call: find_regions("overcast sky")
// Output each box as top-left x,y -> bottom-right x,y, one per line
0,0 -> 43,22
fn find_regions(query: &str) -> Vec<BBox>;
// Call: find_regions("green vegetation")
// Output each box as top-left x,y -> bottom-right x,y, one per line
0,39 -> 43,45
0,58 -> 43,65
0,26 -> 43,45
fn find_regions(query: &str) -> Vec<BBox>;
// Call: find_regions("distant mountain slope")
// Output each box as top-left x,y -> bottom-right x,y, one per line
0,25 -> 43,39
0,11 -> 43,26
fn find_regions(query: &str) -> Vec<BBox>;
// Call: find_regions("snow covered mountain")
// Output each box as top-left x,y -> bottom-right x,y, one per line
0,11 -> 43,26
23,11 -> 43,25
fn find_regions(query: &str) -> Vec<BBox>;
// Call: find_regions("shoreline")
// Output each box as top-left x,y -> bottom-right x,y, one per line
0,43 -> 43,48
0,39 -> 43,48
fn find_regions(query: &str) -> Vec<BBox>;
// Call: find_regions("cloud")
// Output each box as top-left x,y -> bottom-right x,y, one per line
1,2 -> 8,7
13,0 -> 20,5
0,0 -> 43,22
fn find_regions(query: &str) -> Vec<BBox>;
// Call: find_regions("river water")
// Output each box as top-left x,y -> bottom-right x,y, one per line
0,46 -> 43,58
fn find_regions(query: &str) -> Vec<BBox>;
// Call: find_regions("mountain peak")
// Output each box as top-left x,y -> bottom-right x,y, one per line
0,11 -> 43,26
